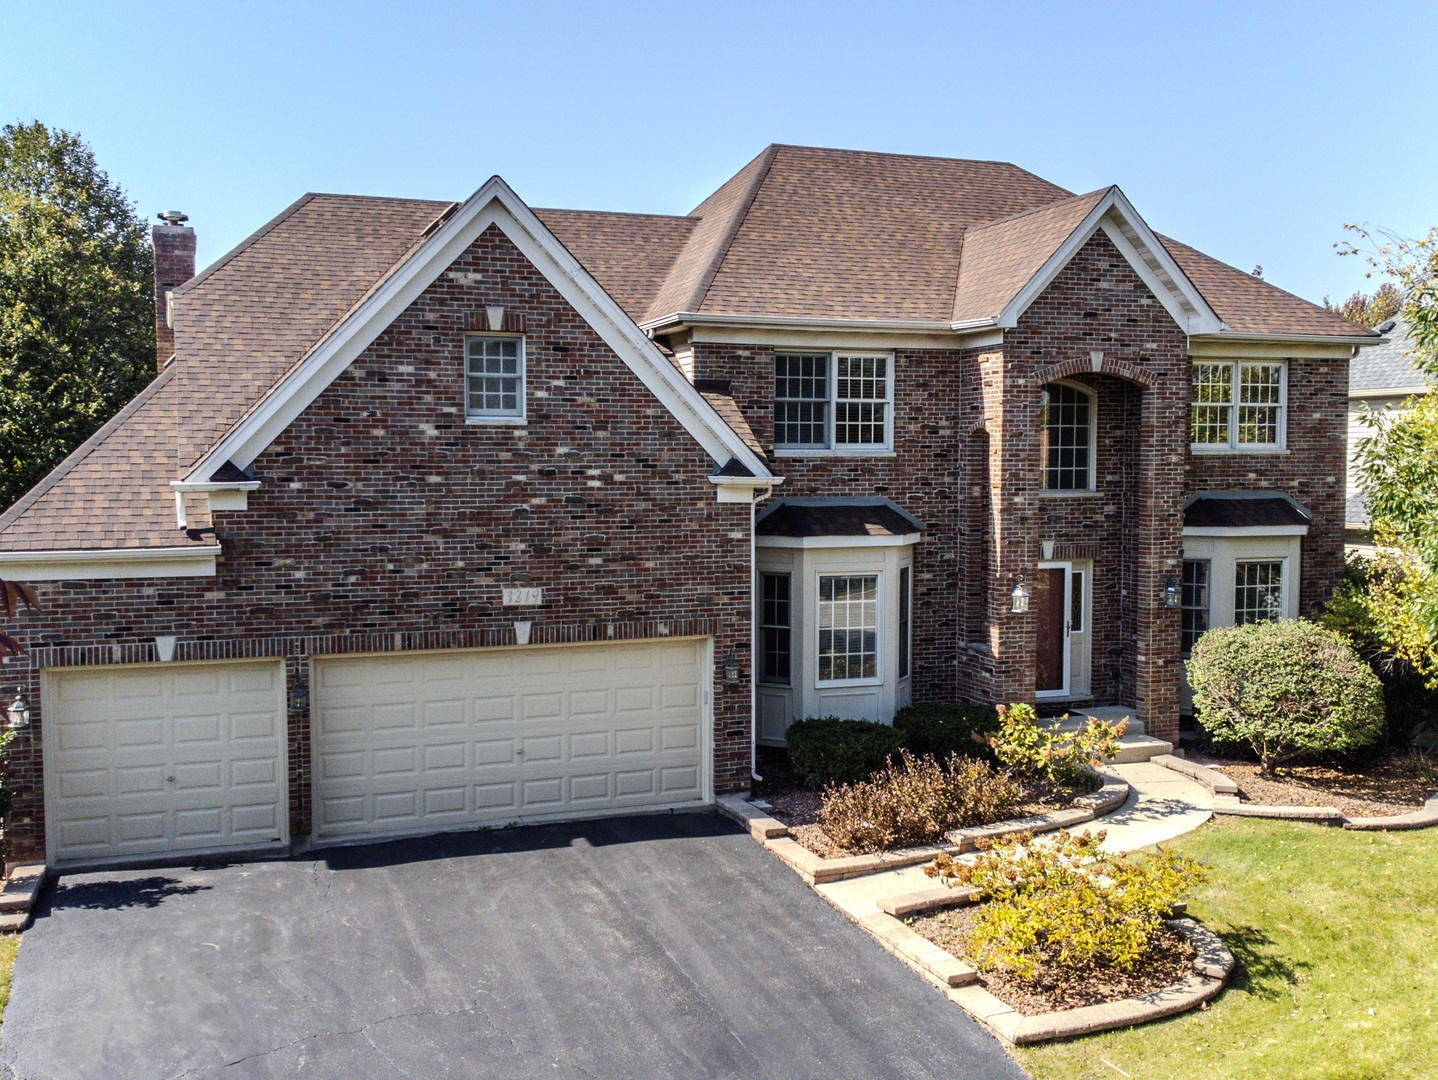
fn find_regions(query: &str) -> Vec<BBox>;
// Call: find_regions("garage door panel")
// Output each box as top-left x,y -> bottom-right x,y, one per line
47,661 -> 287,865
313,640 -> 707,840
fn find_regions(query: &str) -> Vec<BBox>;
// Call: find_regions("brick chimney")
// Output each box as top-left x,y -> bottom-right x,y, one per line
153,211 -> 195,371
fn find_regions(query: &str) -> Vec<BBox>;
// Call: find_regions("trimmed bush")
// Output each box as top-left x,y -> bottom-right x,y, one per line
819,751 -> 1022,853
1187,618 -> 1385,777
893,702 -> 999,762
784,716 -> 904,788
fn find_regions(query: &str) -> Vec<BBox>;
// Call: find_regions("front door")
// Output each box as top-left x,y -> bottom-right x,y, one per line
1034,567 -> 1068,695
1034,560 -> 1092,700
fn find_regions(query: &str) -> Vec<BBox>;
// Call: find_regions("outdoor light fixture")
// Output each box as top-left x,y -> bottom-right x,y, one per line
7,689 -> 30,730
1010,581 -> 1031,614
1164,575 -> 1182,610
287,684 -> 309,713
723,651 -> 742,683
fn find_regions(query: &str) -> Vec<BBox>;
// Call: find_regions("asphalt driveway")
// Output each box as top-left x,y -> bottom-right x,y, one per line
0,811 -> 1028,1080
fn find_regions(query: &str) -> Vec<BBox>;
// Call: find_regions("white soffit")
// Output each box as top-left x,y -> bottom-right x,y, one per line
183,177 -> 772,484
999,188 -> 1224,337
0,546 -> 221,581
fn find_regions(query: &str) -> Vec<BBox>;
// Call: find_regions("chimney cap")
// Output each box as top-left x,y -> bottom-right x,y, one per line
157,210 -> 190,226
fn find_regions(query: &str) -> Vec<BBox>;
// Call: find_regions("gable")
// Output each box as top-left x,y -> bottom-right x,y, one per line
184,178 -> 771,487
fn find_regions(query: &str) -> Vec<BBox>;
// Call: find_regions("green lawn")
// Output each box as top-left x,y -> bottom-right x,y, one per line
1019,817 -> 1438,1080
0,933 -> 17,1023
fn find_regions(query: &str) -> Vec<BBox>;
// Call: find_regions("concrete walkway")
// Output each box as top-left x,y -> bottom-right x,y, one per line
816,760 -> 1214,920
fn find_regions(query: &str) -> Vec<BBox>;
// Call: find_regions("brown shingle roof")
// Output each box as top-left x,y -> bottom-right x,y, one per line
952,189 -> 1110,323
535,208 -> 698,323
675,144 -> 1072,322
1160,235 -> 1373,338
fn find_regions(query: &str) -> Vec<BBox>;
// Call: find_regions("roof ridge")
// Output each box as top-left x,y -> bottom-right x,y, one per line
767,142 -> 1070,177
0,363 -> 180,535
966,187 -> 1111,233
534,207 -> 695,223
682,144 -> 779,314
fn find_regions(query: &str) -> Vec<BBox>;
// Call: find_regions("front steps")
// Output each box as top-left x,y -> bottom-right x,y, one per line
1041,705 -> 1173,764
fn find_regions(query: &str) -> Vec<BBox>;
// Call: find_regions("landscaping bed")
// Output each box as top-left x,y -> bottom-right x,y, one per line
908,902 -> 1196,1014
1186,747 -> 1437,818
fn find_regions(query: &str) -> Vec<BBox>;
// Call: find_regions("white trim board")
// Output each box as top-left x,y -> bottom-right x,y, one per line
183,177 -> 773,485
0,545 -> 221,581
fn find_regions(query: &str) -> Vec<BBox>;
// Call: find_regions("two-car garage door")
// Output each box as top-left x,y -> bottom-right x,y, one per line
44,638 -> 709,864
312,638 -> 708,841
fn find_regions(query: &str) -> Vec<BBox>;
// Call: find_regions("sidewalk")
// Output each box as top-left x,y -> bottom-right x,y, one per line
815,760 -> 1215,919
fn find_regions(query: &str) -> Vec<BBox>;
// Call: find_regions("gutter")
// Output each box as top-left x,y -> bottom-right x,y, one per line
644,311 -> 958,335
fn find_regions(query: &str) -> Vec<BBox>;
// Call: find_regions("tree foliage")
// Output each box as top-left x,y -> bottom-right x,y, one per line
1324,281 -> 1405,328
0,121 -> 155,510
1341,223 -> 1438,680
1186,619 -> 1385,776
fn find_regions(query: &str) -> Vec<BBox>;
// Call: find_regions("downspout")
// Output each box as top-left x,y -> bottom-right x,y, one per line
750,483 -> 774,783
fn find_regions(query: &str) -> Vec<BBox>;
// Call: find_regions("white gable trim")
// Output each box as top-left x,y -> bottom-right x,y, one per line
183,177 -> 772,484
997,188 -> 1225,336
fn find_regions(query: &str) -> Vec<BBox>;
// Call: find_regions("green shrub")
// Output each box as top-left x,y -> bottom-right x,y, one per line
819,750 -> 1022,853
893,702 -> 999,762
784,716 -> 904,788
1317,559 -> 1438,748
977,702 -> 1124,786
924,829 -> 1206,983
1187,619 -> 1385,777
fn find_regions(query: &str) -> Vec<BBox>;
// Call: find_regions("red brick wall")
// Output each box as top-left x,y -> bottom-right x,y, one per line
152,224 -> 196,371
3,224 -> 752,862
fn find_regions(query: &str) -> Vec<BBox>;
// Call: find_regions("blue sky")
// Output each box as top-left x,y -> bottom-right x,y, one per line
5,0 -> 1435,308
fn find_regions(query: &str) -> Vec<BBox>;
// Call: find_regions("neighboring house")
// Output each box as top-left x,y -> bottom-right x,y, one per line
0,145 -> 1378,868
1345,317 -> 1428,551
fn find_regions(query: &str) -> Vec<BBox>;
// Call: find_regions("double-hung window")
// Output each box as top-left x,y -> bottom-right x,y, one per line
1234,560 -> 1283,625
1191,361 -> 1285,450
466,336 -> 524,421
774,352 -> 892,451
817,574 -> 879,682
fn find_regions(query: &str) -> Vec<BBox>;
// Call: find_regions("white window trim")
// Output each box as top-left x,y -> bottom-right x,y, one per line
465,334 -> 527,424
774,350 -> 895,455
1190,360 -> 1287,453
1038,378 -> 1098,494
814,570 -> 884,687
1233,557 -> 1287,625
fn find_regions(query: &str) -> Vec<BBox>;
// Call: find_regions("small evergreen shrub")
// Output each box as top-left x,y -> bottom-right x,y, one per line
819,750 -> 1022,853
893,702 -> 999,763
924,829 -> 1206,983
1187,619 -> 1385,777
784,716 -> 904,788
978,702 -> 1124,786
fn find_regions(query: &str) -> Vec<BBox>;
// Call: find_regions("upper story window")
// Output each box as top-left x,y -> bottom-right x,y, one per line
774,352 -> 892,452
466,336 -> 525,422
1040,382 -> 1094,491
1191,361 -> 1285,450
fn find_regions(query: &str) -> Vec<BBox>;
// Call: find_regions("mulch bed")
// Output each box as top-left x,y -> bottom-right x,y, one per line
908,903 -> 1196,1014
1185,746 -> 1438,817
750,754 -> 1097,859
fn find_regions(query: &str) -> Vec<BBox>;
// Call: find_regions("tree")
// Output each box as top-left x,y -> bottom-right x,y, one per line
1186,619 -> 1385,777
1343,224 -> 1438,681
0,121 -> 154,510
1323,281 -> 1405,328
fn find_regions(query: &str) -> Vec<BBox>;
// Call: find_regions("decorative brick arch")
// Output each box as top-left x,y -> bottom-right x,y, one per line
1029,356 -> 1159,389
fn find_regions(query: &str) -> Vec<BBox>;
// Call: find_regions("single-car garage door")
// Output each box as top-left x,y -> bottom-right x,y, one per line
45,660 -> 287,866
312,638 -> 709,841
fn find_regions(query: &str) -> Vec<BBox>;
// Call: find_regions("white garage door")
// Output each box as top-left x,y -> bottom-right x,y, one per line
45,661 -> 287,866
312,638 -> 709,841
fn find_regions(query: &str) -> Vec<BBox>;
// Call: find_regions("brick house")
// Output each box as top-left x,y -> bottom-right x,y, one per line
0,145 -> 1378,868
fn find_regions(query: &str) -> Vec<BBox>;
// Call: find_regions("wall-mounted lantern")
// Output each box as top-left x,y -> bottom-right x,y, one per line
723,651 -> 742,683
1010,581 -> 1031,614
7,688 -> 30,730
1164,575 -> 1182,610
287,684 -> 309,713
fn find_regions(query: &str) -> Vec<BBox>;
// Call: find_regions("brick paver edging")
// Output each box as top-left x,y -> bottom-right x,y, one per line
716,768 -> 1130,886
1153,755 -> 1438,831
